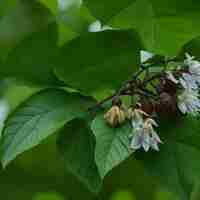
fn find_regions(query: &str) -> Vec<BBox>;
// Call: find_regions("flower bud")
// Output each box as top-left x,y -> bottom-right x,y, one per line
104,105 -> 126,127
127,106 -> 148,120
159,77 -> 177,95
155,92 -> 177,116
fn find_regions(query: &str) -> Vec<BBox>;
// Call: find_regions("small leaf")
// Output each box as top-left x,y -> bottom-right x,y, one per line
91,114 -> 133,178
57,119 -> 102,193
1,89 -> 94,167
55,29 -> 142,95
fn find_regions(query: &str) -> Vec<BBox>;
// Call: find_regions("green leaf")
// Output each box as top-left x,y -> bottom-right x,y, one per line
84,0 -> 136,23
39,0 -> 95,46
179,37 -> 200,59
0,0 -> 17,18
136,116 -> 200,200
57,119 -> 102,193
91,114 -> 133,178
55,29 -> 142,95
85,0 -> 200,55
110,0 -> 155,54
39,0 -> 58,15
1,23 -> 61,85
149,0 -> 200,55
1,89 -> 94,167
0,1 -> 54,60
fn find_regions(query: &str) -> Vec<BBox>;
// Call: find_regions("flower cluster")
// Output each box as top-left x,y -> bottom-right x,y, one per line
167,53 -> 200,115
102,53 -> 200,152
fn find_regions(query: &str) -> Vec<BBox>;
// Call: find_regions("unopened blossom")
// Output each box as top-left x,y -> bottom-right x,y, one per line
88,20 -> 113,32
178,89 -> 200,115
130,117 -> 162,152
104,105 -> 126,127
179,73 -> 198,90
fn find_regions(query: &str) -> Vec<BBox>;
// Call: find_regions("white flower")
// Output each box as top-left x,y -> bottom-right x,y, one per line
184,53 -> 195,66
178,89 -> 200,115
189,61 -> 200,84
179,73 -> 198,90
130,108 -> 148,128
184,53 -> 200,84
130,118 -> 162,152
88,20 -> 113,32
166,71 -> 179,84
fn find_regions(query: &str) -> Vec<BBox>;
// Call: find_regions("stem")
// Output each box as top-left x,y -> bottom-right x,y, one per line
88,63 -> 165,112
88,94 -> 115,111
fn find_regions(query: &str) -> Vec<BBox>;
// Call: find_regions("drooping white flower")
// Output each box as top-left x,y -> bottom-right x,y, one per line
178,89 -> 200,115
130,108 -> 148,128
130,117 -> 162,152
166,71 -> 179,84
88,20 -> 113,32
179,73 -> 198,90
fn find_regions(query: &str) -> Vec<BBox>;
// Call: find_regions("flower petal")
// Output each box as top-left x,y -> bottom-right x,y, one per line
166,72 -> 179,84
130,133 -> 142,150
150,138 -> 159,151
142,134 -> 150,152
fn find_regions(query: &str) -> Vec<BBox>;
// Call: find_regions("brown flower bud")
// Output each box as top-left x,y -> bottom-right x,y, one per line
155,92 -> 177,116
159,77 -> 177,95
104,105 -> 126,127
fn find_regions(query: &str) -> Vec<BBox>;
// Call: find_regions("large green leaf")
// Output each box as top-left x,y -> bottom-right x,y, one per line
85,0 -> 200,55
0,1 -> 64,85
1,23 -> 61,85
0,1 -> 55,60
1,89 -> 94,167
55,29 -> 142,95
57,119 -> 102,193
112,0 -> 200,55
91,114 -> 133,178
136,116 -> 200,200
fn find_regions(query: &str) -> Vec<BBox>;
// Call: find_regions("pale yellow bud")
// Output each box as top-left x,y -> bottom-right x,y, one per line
104,105 -> 126,127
